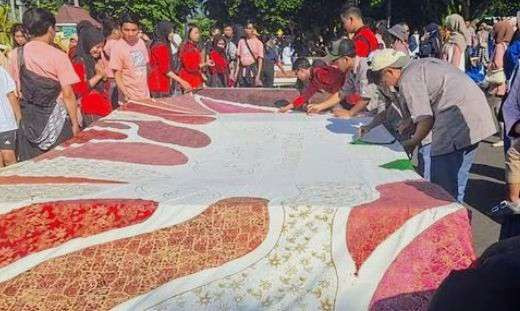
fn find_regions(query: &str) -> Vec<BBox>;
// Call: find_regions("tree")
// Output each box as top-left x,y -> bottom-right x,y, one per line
84,0 -> 198,31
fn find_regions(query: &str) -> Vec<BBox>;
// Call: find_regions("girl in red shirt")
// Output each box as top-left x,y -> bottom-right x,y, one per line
208,35 -> 229,87
148,21 -> 192,97
72,27 -> 111,127
178,25 -> 214,89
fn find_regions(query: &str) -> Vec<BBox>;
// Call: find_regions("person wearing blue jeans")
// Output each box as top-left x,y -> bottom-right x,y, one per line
368,49 -> 496,202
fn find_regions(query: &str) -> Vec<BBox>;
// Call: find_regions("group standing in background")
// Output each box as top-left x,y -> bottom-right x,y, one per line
0,5 -> 519,212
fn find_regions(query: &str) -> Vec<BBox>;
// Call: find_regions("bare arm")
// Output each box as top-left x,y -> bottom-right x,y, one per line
255,57 -> 263,82
167,71 -> 192,91
62,85 -> 80,135
114,70 -> 130,102
7,91 -> 21,123
402,116 -> 434,153
307,92 -> 341,113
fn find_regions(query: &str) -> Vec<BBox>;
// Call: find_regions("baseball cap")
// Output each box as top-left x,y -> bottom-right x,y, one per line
368,48 -> 410,71
323,38 -> 356,63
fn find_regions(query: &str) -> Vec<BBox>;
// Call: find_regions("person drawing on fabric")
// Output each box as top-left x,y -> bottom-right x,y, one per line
178,24 -> 214,90
364,49 -> 496,202
278,57 -> 345,113
109,12 -> 150,103
14,8 -> 80,161
306,38 -> 383,118
148,21 -> 192,98
0,66 -> 21,167
233,22 -> 264,87
71,27 -> 111,127
207,35 -> 230,87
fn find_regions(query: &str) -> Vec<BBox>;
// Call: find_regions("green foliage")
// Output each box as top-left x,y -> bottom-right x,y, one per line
22,0 -> 64,12
0,5 -> 13,48
189,11 -> 216,41
84,0 -> 198,32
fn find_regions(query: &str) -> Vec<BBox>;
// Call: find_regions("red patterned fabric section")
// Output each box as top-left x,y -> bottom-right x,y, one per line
347,181 -> 455,272
0,199 -> 158,268
200,97 -> 273,113
62,130 -> 127,147
36,142 -> 189,165
0,176 -> 125,185
0,197 -> 269,310
93,121 -> 131,130
121,102 -> 216,124
155,96 -> 216,115
369,209 -> 475,310
122,120 -> 211,147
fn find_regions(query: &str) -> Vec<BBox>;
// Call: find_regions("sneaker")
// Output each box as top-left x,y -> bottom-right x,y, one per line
492,140 -> 504,148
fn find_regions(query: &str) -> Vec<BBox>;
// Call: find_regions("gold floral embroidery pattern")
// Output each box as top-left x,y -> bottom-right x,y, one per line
0,197 -> 269,310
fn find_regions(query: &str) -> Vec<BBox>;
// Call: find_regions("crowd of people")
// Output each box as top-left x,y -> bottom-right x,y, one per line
1,6 -> 520,209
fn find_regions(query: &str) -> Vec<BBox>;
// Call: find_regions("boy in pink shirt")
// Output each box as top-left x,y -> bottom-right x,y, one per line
233,22 -> 264,87
109,13 -> 150,102
16,8 -> 80,161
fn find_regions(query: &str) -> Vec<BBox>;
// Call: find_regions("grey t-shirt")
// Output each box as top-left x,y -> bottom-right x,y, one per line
398,58 -> 496,156
339,57 -> 385,112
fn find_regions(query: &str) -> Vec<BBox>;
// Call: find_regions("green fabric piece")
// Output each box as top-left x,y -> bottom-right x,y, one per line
379,159 -> 415,171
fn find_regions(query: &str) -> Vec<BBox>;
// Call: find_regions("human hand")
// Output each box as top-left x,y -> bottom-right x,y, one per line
401,139 -> 418,155
206,60 -> 215,67
72,122 -> 81,136
179,80 -> 193,92
333,107 -> 352,119
255,78 -> 263,87
357,125 -> 370,138
307,103 -> 324,114
278,104 -> 293,113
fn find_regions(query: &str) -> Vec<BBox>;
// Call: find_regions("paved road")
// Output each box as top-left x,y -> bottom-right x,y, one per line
465,138 -> 504,256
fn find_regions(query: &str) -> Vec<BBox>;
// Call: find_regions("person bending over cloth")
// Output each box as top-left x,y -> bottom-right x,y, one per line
279,57 -> 345,113
306,38 -> 384,118
365,49 -> 496,202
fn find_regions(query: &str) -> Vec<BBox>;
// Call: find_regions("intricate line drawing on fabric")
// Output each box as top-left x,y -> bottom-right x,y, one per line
62,129 -> 128,147
369,209 -> 475,310
0,197 -> 269,311
0,176 -> 126,185
0,199 -> 158,268
0,185 -> 104,203
346,180 -> 455,273
151,200 -> 342,311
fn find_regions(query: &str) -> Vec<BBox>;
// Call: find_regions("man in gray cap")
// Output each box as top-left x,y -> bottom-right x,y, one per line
307,38 -> 384,117
366,48 -> 496,202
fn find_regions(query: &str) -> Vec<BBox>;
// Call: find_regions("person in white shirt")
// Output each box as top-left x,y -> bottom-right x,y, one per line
0,66 -> 21,167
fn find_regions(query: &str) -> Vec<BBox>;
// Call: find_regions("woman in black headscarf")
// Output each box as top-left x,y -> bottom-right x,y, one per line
148,21 -> 192,97
420,23 -> 442,58
72,27 -> 111,127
